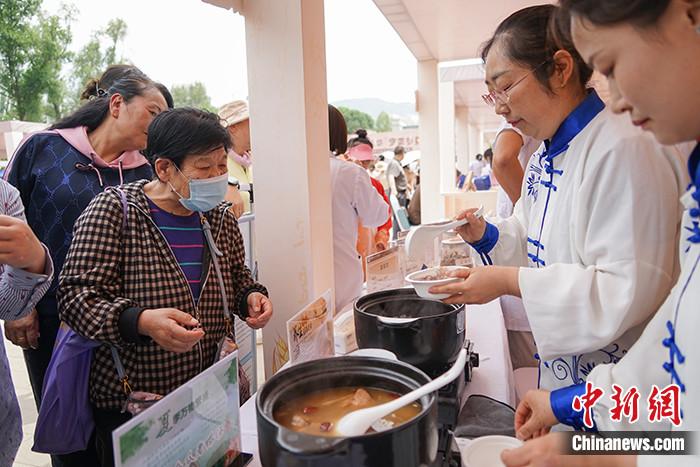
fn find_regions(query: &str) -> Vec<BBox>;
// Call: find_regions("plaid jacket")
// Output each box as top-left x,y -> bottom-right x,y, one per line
58,180 -> 267,410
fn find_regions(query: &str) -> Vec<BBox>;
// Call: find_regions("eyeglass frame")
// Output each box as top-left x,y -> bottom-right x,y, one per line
481,60 -> 551,107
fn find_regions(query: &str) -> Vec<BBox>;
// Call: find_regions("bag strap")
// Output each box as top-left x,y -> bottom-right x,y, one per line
199,214 -> 235,335
111,187 -> 132,395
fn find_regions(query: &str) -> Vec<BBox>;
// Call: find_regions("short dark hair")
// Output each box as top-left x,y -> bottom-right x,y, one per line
328,105 -> 348,155
143,107 -> 231,168
51,67 -> 164,131
558,0 -> 670,28
484,148 -> 494,163
394,145 -> 405,155
480,4 -> 593,93
348,128 -> 373,149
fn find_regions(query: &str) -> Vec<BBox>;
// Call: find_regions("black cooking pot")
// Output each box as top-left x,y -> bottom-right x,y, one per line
354,288 -> 466,377
256,356 -> 439,467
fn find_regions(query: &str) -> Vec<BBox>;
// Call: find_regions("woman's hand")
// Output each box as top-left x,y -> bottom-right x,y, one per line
137,308 -> 204,353
514,390 -> 557,440
225,185 -> 245,219
246,292 -> 273,329
0,215 -> 45,274
374,229 -> 389,252
428,266 -> 520,304
4,308 -> 40,350
454,208 -> 487,243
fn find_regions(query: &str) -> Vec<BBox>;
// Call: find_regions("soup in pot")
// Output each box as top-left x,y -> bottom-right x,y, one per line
274,387 -> 421,437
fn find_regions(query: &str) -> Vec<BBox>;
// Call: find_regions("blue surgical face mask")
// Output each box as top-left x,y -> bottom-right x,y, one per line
169,167 -> 228,212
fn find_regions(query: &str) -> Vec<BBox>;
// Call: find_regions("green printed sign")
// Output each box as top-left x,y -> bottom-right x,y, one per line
113,351 -> 242,467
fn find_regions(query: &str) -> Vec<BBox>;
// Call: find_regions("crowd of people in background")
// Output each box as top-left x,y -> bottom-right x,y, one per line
1,1 -> 699,467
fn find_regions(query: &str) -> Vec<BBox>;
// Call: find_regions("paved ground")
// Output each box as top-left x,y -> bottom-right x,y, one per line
4,332 -> 51,467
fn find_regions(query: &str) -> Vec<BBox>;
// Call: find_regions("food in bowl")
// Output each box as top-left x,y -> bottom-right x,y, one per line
405,266 -> 469,300
274,387 -> 421,437
412,267 -> 454,281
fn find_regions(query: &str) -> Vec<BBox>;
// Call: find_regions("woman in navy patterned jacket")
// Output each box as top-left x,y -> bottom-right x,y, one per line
5,65 -> 171,466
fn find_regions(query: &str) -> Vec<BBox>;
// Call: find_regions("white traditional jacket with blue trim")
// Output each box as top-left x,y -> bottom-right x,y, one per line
471,92 -> 691,393
574,143 -> 700,467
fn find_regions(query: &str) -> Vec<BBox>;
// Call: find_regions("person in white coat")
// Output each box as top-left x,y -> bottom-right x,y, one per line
493,121 -> 544,370
430,5 -> 688,395
501,1 -> 700,466
327,105 -> 390,313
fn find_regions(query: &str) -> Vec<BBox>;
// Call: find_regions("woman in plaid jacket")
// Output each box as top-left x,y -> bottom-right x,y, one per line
57,108 -> 273,466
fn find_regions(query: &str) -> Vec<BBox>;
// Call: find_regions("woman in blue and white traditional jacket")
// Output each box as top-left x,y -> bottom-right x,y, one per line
430,4 -> 689,394
501,1 -> 700,466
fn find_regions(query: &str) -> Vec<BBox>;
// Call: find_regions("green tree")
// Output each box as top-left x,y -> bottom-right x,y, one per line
0,0 -> 73,121
69,18 -> 128,110
375,111 -> 392,132
171,82 -> 214,111
338,106 -> 374,133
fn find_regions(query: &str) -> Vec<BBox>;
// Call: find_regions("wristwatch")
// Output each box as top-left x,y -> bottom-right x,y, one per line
228,176 -> 241,189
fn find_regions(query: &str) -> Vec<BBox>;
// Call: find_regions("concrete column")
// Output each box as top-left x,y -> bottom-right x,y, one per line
417,59 -> 442,223
438,81 -> 455,194
467,122 -> 481,164
242,0 -> 334,378
455,106 -> 470,175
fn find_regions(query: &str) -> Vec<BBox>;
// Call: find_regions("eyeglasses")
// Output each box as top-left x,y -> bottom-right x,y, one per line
482,60 -> 550,107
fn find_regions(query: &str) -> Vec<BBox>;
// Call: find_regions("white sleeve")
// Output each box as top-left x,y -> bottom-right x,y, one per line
520,136 -> 681,359
484,199 -> 530,267
587,292 -> 673,432
353,167 -> 390,228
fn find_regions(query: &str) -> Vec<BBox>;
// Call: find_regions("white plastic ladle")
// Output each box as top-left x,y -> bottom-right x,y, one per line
335,347 -> 469,437
405,206 -> 484,259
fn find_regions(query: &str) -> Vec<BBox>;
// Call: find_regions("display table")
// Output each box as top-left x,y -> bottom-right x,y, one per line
239,299 -> 515,465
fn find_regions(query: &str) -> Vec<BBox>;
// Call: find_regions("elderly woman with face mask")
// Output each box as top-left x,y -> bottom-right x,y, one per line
430,4 -> 690,397
57,108 -> 273,466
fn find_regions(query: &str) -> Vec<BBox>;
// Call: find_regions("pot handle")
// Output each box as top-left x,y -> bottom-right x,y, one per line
376,316 -> 420,325
276,430 -> 350,457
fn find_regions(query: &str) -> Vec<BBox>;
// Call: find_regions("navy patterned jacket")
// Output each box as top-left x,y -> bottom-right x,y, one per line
5,132 -> 153,318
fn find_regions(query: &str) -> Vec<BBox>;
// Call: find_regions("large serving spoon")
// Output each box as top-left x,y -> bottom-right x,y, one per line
404,206 -> 484,259
335,347 -> 469,437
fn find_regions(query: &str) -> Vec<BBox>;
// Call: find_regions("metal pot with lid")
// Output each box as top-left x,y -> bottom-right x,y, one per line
354,288 -> 466,377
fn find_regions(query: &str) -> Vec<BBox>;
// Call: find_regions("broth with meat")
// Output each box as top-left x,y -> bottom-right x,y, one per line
274,387 -> 421,437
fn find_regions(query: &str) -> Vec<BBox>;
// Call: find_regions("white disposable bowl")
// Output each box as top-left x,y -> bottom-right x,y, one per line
405,266 -> 469,300
461,435 -> 523,467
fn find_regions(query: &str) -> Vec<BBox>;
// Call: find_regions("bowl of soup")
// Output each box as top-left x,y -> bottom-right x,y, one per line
405,266 -> 470,300
256,356 -> 438,467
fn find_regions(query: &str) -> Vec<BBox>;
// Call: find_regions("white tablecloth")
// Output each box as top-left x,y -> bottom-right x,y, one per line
239,299 -> 515,465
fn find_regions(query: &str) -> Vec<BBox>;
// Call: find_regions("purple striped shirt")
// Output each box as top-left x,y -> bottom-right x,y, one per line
147,198 -> 205,302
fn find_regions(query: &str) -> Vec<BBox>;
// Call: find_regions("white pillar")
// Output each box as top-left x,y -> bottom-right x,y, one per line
467,122 -> 481,164
417,60 -> 442,223
438,81 -> 455,194
243,0 -> 334,378
455,107 -> 469,176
